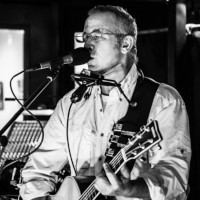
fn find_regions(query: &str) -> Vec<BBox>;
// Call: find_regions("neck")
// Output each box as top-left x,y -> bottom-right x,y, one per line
100,60 -> 133,95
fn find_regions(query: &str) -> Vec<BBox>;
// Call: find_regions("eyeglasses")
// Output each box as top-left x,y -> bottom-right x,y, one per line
75,28 -> 129,43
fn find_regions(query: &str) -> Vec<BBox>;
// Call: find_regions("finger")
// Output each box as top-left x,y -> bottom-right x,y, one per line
120,164 -> 131,179
94,176 -> 112,195
103,163 -> 121,187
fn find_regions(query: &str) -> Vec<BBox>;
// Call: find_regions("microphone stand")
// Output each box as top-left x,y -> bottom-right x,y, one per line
0,68 -> 60,147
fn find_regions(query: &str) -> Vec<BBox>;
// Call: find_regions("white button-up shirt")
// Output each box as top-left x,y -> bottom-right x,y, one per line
19,64 -> 191,200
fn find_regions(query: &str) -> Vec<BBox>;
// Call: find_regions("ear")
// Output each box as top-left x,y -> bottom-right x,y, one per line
121,35 -> 134,54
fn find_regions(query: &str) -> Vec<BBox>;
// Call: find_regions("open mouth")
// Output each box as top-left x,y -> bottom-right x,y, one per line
88,56 -> 94,63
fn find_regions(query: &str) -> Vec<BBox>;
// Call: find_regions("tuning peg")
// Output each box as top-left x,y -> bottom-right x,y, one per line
157,144 -> 162,150
131,151 -> 137,156
139,143 -> 145,150
143,127 -> 150,132
147,139 -> 153,144
136,134 -> 142,139
140,125 -> 150,132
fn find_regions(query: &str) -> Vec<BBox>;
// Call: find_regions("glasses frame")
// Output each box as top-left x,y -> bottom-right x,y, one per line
76,28 -> 129,43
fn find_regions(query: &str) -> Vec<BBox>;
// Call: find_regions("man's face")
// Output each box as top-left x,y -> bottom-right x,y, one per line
83,12 -> 123,76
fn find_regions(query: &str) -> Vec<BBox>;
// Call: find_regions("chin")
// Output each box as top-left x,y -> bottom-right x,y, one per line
88,64 -> 95,70
88,63 -> 98,72
88,61 -> 103,73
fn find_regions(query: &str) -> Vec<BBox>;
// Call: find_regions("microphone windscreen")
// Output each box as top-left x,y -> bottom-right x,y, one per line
71,47 -> 90,66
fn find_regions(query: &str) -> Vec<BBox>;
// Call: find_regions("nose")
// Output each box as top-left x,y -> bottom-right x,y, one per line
84,42 -> 94,54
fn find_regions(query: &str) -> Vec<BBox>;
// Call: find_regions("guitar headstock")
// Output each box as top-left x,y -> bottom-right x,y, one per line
124,120 -> 162,161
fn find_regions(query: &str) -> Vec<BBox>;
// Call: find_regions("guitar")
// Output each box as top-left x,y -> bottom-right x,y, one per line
50,120 -> 162,200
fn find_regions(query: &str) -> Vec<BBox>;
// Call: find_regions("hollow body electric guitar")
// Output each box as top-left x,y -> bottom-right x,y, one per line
50,120 -> 162,200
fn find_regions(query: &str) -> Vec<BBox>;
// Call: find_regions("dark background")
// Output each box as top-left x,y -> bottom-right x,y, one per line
0,0 -> 199,199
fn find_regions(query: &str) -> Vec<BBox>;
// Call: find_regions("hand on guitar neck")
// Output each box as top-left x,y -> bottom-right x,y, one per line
94,162 -> 150,199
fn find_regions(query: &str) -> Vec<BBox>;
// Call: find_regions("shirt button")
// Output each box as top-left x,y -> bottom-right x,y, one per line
100,133 -> 104,137
100,109 -> 103,112
99,157 -> 102,161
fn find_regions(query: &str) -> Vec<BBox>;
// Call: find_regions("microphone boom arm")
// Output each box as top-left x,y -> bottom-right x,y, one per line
0,68 -> 60,147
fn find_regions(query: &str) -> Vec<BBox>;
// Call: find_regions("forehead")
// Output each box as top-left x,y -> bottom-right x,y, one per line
84,12 -> 119,32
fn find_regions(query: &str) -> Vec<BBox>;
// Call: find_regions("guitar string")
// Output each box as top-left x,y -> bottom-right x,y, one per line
79,179 -> 98,200
80,150 -> 125,200
81,146 -> 148,200
83,150 -> 128,199
80,150 -> 139,199
110,138 -> 138,171
104,128 -> 147,175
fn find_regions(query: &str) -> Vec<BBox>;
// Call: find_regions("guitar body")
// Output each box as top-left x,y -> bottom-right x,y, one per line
50,176 -> 107,200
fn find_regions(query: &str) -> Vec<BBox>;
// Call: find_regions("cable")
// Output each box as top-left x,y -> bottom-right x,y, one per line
66,102 -> 77,176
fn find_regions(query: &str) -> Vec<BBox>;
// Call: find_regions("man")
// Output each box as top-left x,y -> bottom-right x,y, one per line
19,5 -> 191,200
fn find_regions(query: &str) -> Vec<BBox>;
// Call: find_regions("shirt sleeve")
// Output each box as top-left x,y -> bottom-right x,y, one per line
19,95 -> 70,200
140,84 -> 191,200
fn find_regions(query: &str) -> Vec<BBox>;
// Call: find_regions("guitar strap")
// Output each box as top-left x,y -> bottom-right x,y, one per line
117,73 -> 160,132
114,73 -> 159,171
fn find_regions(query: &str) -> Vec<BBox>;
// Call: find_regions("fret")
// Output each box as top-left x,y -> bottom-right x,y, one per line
80,180 -> 99,200
109,149 -> 127,173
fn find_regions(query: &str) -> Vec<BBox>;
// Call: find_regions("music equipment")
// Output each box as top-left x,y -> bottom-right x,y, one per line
0,120 -> 46,197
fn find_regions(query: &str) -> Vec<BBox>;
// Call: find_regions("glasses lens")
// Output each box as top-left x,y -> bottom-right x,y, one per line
82,29 -> 103,43
90,30 -> 102,41
82,32 -> 88,42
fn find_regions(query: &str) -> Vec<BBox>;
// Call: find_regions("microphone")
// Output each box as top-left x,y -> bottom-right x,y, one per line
26,47 -> 90,72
